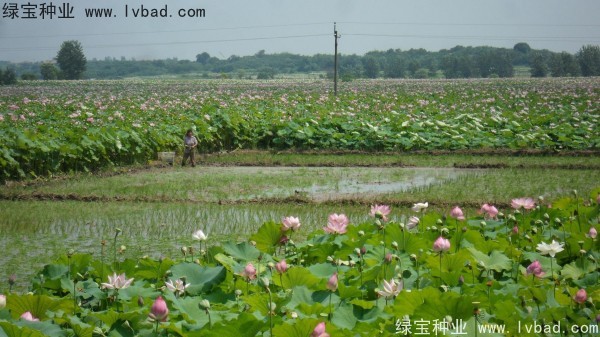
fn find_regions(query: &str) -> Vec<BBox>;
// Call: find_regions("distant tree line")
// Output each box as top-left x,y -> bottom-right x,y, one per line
1,42 -> 599,82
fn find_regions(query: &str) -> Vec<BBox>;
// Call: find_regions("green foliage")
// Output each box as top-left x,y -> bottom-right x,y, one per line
56,40 -> 86,80
577,44 -> 600,76
1,78 -> 599,181
1,67 -> 18,85
1,194 -> 596,336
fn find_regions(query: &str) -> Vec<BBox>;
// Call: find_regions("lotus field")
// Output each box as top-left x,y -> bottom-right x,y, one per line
0,196 -> 598,336
0,78 -> 599,336
0,78 -> 598,181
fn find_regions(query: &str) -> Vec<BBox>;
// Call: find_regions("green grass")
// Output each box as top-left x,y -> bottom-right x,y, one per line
3,156 -> 598,205
199,151 -> 600,168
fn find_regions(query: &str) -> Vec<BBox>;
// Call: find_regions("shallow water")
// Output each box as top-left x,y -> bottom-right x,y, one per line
0,166 -> 479,292
255,167 -> 477,201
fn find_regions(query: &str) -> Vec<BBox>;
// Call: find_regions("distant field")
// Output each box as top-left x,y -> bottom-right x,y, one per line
0,77 -> 598,181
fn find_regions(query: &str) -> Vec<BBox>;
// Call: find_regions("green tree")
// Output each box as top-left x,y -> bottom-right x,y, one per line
56,40 -> 87,79
513,42 -> 531,54
384,54 -> 405,78
40,62 -> 59,80
1,67 -> 17,85
256,67 -> 275,79
576,44 -> 600,76
362,57 -> 379,78
195,52 -> 211,64
530,53 -> 548,77
21,72 -> 38,80
549,52 -> 580,77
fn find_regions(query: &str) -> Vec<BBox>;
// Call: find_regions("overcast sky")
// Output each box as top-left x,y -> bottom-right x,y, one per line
1,0 -> 599,62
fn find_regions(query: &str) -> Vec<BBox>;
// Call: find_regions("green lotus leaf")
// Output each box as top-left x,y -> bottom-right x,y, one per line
6,295 -> 72,321
170,263 -> 226,296
221,241 -> 261,262
467,248 -> 512,272
249,221 -> 282,255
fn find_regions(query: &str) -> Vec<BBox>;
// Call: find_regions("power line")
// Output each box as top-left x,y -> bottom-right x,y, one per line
3,20 -> 597,40
338,21 -> 600,28
345,33 -> 600,42
0,22 -> 332,40
0,34 -> 331,52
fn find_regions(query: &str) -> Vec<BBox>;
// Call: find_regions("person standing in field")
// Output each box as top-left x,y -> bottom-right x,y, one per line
182,129 -> 198,167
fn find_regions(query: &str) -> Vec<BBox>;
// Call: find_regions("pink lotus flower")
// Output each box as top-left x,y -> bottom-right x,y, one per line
526,260 -> 545,278
275,259 -> 288,274
450,206 -> 465,221
589,227 -> 597,239
406,216 -> 419,229
480,203 -> 499,219
573,288 -> 587,304
324,213 -> 349,234
311,322 -> 330,337
326,272 -> 338,292
511,197 -> 536,210
242,262 -> 257,280
370,204 -> 391,221
282,216 -> 301,231
512,226 -> 519,235
101,273 -> 134,290
20,311 -> 39,321
148,296 -> 169,322
432,236 -> 451,253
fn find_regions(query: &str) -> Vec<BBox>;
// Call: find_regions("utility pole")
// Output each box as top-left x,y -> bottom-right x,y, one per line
334,22 -> 340,96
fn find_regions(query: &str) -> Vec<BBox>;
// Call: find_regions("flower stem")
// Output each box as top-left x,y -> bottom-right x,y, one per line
328,292 -> 333,322
268,289 -> 273,337
455,219 -> 460,253
382,226 -> 387,279
439,252 -> 443,286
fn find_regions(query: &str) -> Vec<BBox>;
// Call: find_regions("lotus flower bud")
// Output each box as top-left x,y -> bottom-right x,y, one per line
259,277 -> 270,289
326,272 -> 338,292
589,227 -> 597,239
573,289 -> 587,304
199,299 -> 211,310
149,296 -> 169,322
